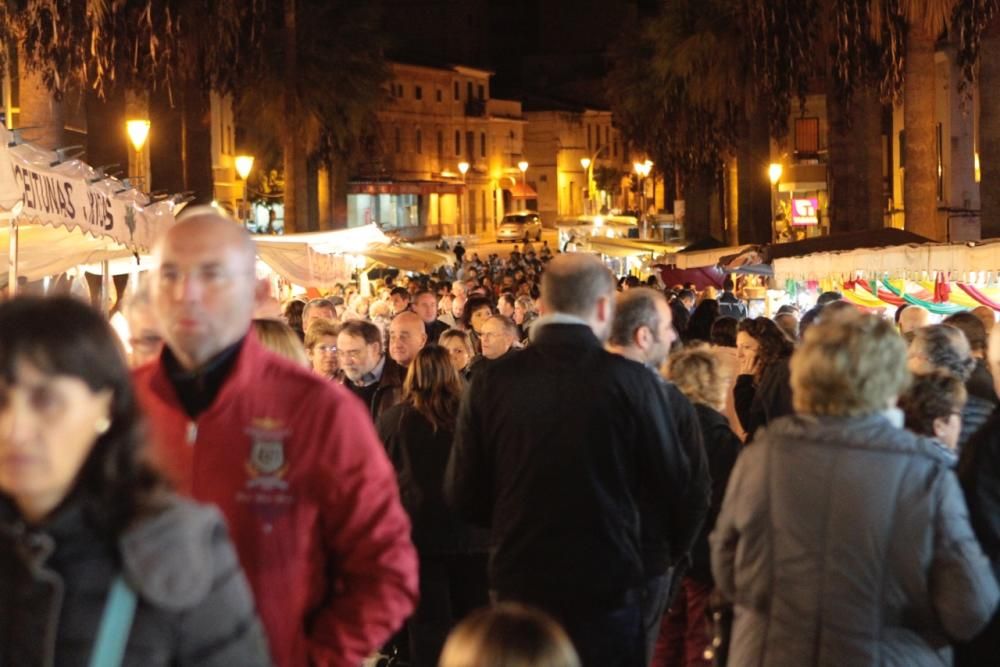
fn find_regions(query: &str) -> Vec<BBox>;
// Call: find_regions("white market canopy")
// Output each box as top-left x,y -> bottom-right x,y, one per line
0,225 -> 140,283
0,126 -> 177,252
772,239 -> 1000,283
254,225 -> 453,286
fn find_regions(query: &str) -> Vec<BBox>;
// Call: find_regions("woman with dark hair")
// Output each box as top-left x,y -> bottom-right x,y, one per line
460,295 -> 495,355
734,316 -> 796,441
685,299 -> 719,343
376,346 -> 489,666
0,297 -> 270,666
282,298 -> 306,341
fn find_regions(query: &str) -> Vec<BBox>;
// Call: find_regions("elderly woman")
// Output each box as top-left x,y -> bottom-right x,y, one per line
712,314 -> 998,666
0,297 -> 270,665
304,319 -> 341,380
899,372 -> 967,458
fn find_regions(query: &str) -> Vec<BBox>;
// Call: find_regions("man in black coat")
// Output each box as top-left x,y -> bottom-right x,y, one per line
446,254 -> 707,667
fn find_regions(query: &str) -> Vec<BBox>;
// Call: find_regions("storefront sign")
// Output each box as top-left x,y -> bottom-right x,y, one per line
790,198 -> 819,226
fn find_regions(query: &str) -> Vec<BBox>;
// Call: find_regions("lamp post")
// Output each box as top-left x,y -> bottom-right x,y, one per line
633,159 -> 653,237
580,157 -> 591,214
458,161 -> 470,234
126,119 -> 150,191
768,162 -> 783,241
235,155 -> 255,227
517,160 -> 529,211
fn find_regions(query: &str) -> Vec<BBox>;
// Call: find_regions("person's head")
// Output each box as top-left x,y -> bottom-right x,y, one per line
461,296 -> 495,334
816,290 -> 843,306
665,346 -> 728,412
942,311 -> 989,359
791,313 -> 910,416
389,286 -> 411,315
388,311 -> 427,367
497,292 -> 516,318
481,316 -> 518,360
302,298 -> 336,331
899,372 -> 967,449
151,209 -> 265,370
710,316 -> 738,348
608,288 -> 676,367
971,305 -> 996,335
898,305 -> 931,335
686,299 -> 720,342
907,324 -> 976,380
540,254 -> 617,341
737,317 -> 795,380
773,312 -> 800,341
513,295 -> 536,326
439,603 -> 580,667
253,318 -> 309,368
336,320 -> 383,381
413,290 -> 439,324
402,345 -> 464,431
0,296 -> 165,531
121,280 -> 163,367
677,289 -> 696,310
452,281 -> 468,298
990,325 -> 1000,398
303,319 -> 341,376
440,329 -> 474,372
722,276 -> 736,293
282,299 -> 306,334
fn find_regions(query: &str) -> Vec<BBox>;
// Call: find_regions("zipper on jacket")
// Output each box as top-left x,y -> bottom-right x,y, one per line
186,421 -> 198,445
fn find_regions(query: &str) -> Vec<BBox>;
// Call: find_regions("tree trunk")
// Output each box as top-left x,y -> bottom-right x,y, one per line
17,51 -> 63,151
182,80 -> 214,204
330,159 -> 349,229
981,17 -> 1000,238
685,167 -> 715,242
903,27 -> 942,240
828,84 -> 885,232
282,0 -> 308,234
725,152 -> 739,245
737,103 -> 773,244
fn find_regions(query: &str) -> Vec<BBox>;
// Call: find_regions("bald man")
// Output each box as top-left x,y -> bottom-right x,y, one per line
388,310 -> 427,368
898,305 -> 931,340
133,208 -> 417,667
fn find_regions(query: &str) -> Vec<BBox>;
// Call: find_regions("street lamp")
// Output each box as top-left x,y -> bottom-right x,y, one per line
633,160 -> 653,236
517,161 -> 529,212
126,119 -> 150,191
235,155 -> 255,226
458,161 -> 470,234
580,158 -> 591,214
768,162 -> 783,241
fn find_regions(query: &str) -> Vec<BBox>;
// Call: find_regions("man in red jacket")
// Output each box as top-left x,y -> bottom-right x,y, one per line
133,208 -> 418,667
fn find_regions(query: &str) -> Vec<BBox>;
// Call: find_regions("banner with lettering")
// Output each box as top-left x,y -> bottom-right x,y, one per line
0,127 -> 175,252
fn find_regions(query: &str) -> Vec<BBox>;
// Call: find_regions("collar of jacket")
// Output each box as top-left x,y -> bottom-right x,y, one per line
530,321 -> 603,349
379,356 -> 406,388
758,412 -> 955,465
529,313 -> 593,342
146,329 -> 270,420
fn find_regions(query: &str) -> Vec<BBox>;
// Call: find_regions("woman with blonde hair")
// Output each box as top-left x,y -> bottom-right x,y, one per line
712,314 -> 998,666
302,319 -> 341,378
253,317 -> 309,368
439,603 -> 580,667
376,346 -> 489,666
657,347 -> 741,666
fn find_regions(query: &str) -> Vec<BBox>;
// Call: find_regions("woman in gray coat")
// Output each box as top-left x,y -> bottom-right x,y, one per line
711,313 -> 998,666
0,296 -> 271,666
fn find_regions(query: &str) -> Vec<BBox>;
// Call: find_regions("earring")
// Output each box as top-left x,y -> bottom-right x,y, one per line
95,416 -> 111,435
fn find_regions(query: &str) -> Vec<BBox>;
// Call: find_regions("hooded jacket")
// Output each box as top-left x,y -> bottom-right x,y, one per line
134,332 -> 418,667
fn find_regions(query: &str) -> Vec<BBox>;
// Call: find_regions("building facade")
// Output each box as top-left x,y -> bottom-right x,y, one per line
349,61 -> 528,237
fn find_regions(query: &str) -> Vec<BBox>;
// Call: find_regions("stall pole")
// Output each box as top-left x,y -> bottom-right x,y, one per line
100,259 -> 111,315
7,214 -> 17,298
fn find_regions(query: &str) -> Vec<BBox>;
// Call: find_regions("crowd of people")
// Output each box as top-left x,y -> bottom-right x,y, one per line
2,205 -> 1000,667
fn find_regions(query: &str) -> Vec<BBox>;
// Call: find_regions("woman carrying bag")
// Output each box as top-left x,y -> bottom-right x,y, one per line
0,296 -> 271,667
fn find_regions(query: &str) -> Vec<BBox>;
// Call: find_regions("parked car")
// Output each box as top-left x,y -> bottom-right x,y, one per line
496,211 -> 543,243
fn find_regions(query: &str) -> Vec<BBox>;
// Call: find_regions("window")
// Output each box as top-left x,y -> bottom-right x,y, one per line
478,84 -> 485,100
416,129 -> 422,154
394,127 -> 401,153
613,139 -> 618,158
415,85 -> 422,100
437,130 -> 444,158
454,81 -> 460,100
596,126 -> 601,149
436,89 -> 443,102
455,130 -> 461,156
605,126 -> 610,146
480,132 -> 486,157
587,125 -> 592,151
467,82 -> 473,100
794,117 -> 820,154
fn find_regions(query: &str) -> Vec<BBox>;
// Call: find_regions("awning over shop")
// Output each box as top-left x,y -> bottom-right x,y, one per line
504,182 -> 538,198
585,236 -> 684,258
670,244 -> 757,270
0,225 -> 135,283
349,180 -> 465,196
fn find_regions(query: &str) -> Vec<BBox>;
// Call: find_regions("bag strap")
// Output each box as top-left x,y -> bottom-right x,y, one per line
88,575 -> 138,667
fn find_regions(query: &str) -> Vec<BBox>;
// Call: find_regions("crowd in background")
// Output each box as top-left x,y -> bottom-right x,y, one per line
3,209 -> 1000,667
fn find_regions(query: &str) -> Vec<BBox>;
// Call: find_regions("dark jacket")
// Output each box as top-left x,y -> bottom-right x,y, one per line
446,322 -> 709,603
734,356 -> 793,442
0,495 -> 271,667
688,403 -> 741,584
956,408 -> 1000,665
713,414 -> 998,667
467,348 -> 519,382
718,291 -> 747,320
960,394 -> 995,450
344,356 -> 407,423
967,359 -> 997,405
376,404 -> 490,555
424,319 -> 450,345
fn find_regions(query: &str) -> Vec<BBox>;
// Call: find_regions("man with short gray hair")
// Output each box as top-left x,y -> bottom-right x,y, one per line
446,254 -> 704,665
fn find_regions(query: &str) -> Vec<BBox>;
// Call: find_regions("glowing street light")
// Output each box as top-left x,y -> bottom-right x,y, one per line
235,155 -> 255,225
768,162 -> 784,242
126,119 -> 150,191
768,162 -> 783,185
458,162 -> 470,233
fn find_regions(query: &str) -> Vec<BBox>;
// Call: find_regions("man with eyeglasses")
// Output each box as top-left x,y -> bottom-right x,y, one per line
121,281 -> 163,367
134,208 -> 417,667
338,319 -> 406,422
